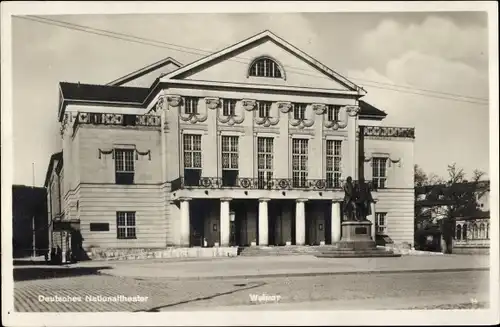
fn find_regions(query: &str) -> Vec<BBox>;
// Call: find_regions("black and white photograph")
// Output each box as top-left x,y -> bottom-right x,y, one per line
1,1 -> 498,326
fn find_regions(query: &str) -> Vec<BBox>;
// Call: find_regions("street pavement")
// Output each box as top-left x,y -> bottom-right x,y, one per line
78,253 -> 490,280
13,270 -> 489,312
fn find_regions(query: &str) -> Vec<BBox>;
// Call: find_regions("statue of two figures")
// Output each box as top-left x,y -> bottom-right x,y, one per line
342,176 -> 374,221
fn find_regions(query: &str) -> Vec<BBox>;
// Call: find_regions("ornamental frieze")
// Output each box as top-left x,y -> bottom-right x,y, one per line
254,116 -> 279,127
312,103 -> 327,115
166,95 -> 182,107
324,105 -> 348,130
218,114 -> 244,126
345,105 -> 361,117
205,97 -> 221,110
179,112 -> 208,124
242,99 -> 257,111
277,101 -> 292,113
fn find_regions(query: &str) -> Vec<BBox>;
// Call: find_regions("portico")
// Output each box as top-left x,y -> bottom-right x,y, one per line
175,195 -> 375,248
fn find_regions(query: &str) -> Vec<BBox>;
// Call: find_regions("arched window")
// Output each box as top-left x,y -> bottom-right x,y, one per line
249,57 -> 283,78
473,223 -> 478,239
456,224 -> 462,240
462,224 -> 468,240
479,223 -> 486,239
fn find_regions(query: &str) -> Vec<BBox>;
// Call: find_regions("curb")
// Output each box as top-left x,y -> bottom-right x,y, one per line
98,266 -> 489,281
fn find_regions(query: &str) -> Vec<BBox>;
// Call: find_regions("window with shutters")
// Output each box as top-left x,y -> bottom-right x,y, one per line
372,157 -> 387,189
257,137 -> 274,189
183,134 -> 202,186
292,139 -> 308,188
221,136 -> 239,187
116,211 -> 136,239
115,149 -> 135,185
326,140 -> 342,188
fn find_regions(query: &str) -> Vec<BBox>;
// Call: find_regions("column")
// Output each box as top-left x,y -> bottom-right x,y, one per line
331,201 -> 341,243
295,199 -> 307,245
220,198 -> 231,247
179,198 -> 191,246
258,199 -> 269,246
367,201 -> 376,241
346,106 -> 360,180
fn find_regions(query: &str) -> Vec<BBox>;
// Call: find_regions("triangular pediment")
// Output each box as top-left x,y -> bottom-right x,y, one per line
108,57 -> 182,87
161,31 -> 363,93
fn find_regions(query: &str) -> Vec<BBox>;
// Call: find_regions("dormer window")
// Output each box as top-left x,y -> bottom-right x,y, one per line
249,58 -> 283,78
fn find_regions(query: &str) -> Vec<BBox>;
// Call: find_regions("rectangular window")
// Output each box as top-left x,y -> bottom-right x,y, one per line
116,212 -> 136,239
184,97 -> 199,115
258,101 -> 272,118
222,99 -> 237,117
375,212 -> 388,234
326,140 -> 342,188
327,105 -> 340,122
183,134 -> 202,186
257,137 -> 274,189
221,136 -> 239,187
293,103 -> 307,120
372,157 -> 388,189
115,149 -> 135,185
292,138 -> 308,188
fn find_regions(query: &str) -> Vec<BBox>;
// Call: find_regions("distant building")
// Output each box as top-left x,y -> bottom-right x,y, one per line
415,181 -> 490,253
454,184 -> 490,254
12,185 -> 48,257
46,30 -> 415,259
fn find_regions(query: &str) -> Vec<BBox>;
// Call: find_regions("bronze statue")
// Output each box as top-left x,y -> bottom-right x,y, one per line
343,177 -> 374,221
342,176 -> 357,221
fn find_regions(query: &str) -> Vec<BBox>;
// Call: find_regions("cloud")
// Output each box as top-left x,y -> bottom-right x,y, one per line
359,16 -> 488,71
348,15 -> 490,178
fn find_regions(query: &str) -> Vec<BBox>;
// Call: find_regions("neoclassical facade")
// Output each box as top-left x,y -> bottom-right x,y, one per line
46,31 -> 415,256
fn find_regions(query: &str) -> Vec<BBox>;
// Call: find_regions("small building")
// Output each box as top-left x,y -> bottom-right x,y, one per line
12,185 -> 48,258
415,181 -> 490,254
46,30 -> 415,258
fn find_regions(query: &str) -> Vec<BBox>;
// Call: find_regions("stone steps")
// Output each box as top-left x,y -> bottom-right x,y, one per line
316,249 -> 401,258
238,246 -> 322,256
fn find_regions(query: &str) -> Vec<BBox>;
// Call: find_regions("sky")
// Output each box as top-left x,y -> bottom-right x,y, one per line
11,11 -> 490,186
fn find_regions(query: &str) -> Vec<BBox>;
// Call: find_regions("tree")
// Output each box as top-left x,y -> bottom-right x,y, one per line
414,163 -> 487,253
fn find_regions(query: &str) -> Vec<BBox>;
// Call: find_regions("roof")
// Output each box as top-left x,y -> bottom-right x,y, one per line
43,151 -> 63,187
106,57 -> 182,86
58,82 -> 152,121
60,82 -> 150,103
358,100 -> 387,119
162,30 -> 365,94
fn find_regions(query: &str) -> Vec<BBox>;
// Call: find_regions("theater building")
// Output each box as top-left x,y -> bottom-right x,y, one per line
46,30 -> 415,257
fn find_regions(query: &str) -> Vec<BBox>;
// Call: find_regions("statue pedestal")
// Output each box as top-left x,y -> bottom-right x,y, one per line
337,220 -> 376,251
341,220 -> 373,242
316,220 -> 401,258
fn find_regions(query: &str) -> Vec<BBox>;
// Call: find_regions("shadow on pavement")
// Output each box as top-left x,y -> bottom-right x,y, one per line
13,259 -> 51,266
136,281 -> 267,312
14,266 -> 112,282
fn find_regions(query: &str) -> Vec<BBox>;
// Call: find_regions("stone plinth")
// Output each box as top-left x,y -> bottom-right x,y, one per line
341,220 -> 374,243
316,220 -> 401,258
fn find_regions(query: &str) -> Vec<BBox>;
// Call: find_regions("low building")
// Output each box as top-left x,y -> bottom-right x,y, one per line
12,185 -> 48,258
46,30 -> 415,259
415,181 -> 490,254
